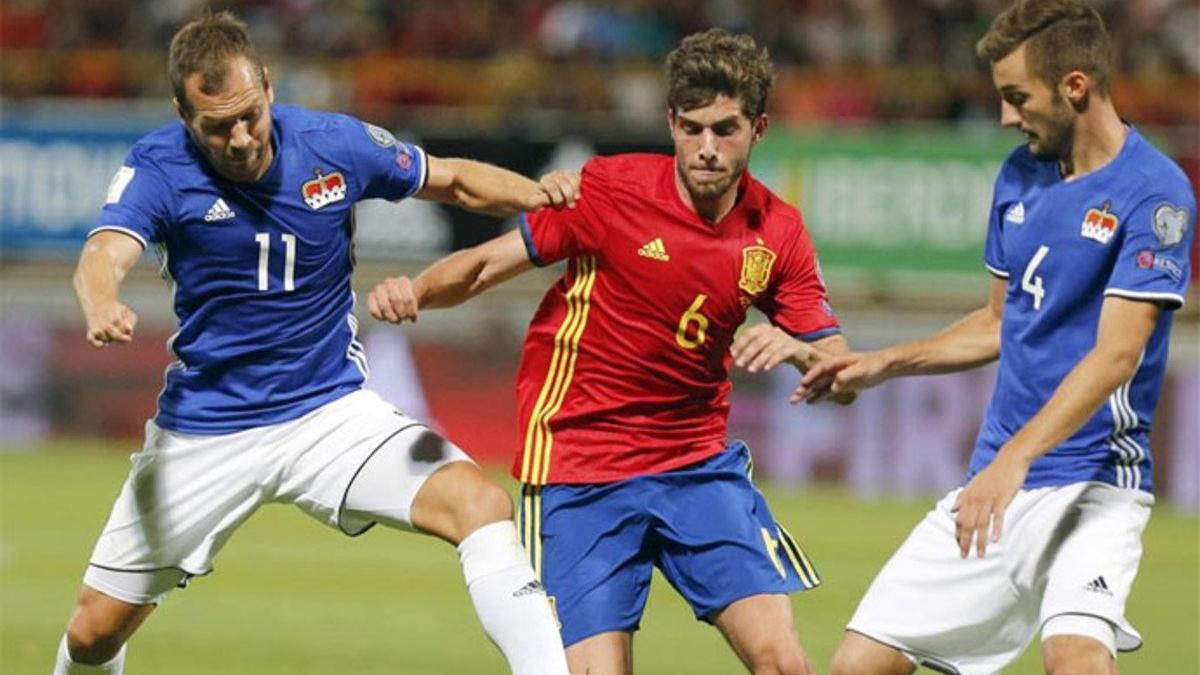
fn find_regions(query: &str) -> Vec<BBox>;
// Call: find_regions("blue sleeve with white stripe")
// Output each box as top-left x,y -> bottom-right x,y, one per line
983,165 -> 1009,277
91,153 -> 172,248
344,118 -> 428,202
1105,190 -> 1195,309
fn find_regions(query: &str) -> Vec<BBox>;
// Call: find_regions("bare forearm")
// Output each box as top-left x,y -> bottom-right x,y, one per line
74,241 -> 127,317
439,159 -> 542,218
413,249 -> 487,310
879,306 -> 1000,377
1000,346 -> 1139,464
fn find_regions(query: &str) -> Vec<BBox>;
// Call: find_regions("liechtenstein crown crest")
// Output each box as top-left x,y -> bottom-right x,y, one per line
302,168 -> 347,210
1080,201 -> 1119,244
739,240 -> 776,295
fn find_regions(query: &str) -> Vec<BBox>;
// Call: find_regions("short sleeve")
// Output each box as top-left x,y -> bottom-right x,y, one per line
89,152 -> 172,248
757,224 -> 841,341
347,118 -> 428,201
1105,193 -> 1196,309
983,172 -> 1010,279
519,158 -> 610,267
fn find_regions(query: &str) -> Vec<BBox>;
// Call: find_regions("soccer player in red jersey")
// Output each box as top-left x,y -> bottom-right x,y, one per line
370,29 -> 849,675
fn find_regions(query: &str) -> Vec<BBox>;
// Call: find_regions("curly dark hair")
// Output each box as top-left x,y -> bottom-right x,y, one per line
665,28 -> 775,120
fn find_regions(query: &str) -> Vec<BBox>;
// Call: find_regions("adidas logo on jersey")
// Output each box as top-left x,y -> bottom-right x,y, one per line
1005,201 -> 1026,224
204,198 -> 236,222
302,170 -> 348,210
637,237 -> 670,261
1084,576 -> 1113,596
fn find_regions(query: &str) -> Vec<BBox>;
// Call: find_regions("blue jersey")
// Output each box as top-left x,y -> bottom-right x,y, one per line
91,104 -> 428,434
973,128 -> 1195,492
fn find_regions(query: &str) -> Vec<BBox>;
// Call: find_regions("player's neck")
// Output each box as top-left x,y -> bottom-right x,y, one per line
1060,103 -> 1126,181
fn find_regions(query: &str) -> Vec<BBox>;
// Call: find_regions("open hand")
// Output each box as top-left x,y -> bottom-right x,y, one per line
950,454 -> 1028,558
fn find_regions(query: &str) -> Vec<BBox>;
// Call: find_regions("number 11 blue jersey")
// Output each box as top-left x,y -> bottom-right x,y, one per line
973,127 -> 1195,492
91,104 -> 428,435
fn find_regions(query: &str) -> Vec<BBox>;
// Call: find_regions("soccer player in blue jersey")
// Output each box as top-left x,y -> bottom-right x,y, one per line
53,11 -> 576,675
792,2 -> 1195,674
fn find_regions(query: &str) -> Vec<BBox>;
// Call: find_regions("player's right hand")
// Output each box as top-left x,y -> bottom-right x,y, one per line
794,351 -> 888,404
536,170 -> 581,210
368,275 -> 419,324
84,301 -> 137,348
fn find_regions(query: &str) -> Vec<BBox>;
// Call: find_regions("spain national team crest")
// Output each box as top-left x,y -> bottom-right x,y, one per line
1080,201 -> 1119,244
739,243 -> 776,295
302,169 -> 347,210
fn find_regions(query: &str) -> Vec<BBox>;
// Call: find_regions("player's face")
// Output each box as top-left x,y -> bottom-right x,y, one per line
178,57 -> 275,183
991,43 -> 1075,161
669,95 -> 765,204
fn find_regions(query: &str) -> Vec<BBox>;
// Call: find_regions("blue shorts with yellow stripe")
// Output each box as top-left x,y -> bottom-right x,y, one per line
519,441 -> 820,648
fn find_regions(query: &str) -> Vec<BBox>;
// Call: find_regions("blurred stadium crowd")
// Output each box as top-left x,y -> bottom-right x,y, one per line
2,0 -> 1197,127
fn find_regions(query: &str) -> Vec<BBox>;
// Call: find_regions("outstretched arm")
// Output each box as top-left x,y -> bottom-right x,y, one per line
731,325 -> 856,404
74,231 -> 144,347
368,229 -> 534,323
417,157 -> 579,218
952,295 -> 1159,559
797,276 -> 1007,402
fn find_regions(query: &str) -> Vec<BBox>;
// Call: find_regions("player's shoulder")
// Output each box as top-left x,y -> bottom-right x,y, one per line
124,120 -> 194,182
749,175 -> 804,226
995,143 -> 1056,191
272,103 -> 360,140
584,153 -> 671,186
1123,129 -> 1193,203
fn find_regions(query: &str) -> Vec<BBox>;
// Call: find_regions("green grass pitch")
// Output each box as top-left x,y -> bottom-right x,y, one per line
2,443 -> 1196,674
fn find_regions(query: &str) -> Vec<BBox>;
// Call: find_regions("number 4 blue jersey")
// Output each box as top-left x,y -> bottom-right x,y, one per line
91,104 -> 428,434
973,127 -> 1195,492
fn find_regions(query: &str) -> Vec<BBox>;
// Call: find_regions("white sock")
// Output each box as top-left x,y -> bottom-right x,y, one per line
53,635 -> 126,675
458,521 -> 569,675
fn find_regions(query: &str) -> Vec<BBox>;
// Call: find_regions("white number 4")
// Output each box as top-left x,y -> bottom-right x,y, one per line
255,232 -> 297,292
1021,245 -> 1050,310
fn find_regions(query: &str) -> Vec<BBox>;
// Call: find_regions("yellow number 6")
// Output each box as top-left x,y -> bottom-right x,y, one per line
675,293 -> 709,350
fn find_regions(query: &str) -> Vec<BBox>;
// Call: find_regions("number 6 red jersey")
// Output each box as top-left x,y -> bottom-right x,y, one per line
515,154 -> 839,485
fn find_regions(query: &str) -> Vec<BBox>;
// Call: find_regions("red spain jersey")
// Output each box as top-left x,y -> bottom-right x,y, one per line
515,154 -> 839,485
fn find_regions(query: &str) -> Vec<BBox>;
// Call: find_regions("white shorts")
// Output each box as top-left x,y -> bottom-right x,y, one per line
846,481 -> 1152,675
84,389 -> 471,605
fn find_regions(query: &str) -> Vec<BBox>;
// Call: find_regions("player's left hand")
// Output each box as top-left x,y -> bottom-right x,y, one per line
951,453 -> 1030,559
536,170 -> 581,210
732,323 -> 813,374
368,275 -> 419,324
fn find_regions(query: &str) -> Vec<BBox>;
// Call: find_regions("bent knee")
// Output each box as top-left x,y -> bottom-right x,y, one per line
66,619 -> 126,665
830,638 -> 914,675
414,462 -> 513,543
746,645 -> 813,675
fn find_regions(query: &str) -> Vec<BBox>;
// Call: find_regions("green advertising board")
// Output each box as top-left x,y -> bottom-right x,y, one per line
751,129 -> 1016,276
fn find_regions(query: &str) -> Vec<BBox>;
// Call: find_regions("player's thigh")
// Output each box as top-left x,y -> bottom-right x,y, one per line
1038,483 -> 1153,654
521,482 -> 655,649
712,593 -> 812,674
565,631 -> 633,675
275,389 -> 472,537
85,421 -> 272,603
652,443 -> 817,622
1042,633 -> 1117,675
829,631 -> 915,675
846,488 -> 1035,674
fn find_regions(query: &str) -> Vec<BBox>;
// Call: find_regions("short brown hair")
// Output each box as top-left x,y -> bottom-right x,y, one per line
169,10 -> 264,115
976,0 -> 1113,95
665,28 -> 775,120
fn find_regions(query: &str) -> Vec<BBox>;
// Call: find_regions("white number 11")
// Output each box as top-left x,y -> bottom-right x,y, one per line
256,232 -> 297,292
1021,245 -> 1050,310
